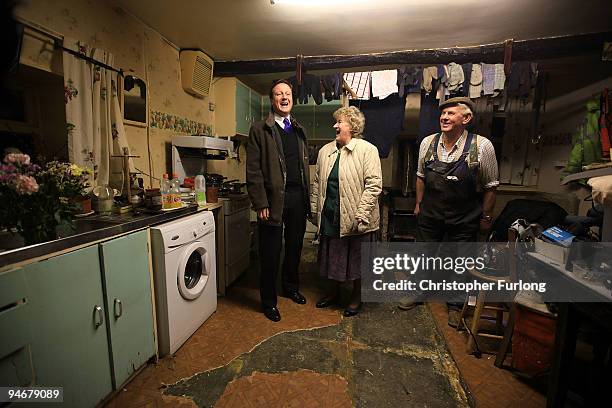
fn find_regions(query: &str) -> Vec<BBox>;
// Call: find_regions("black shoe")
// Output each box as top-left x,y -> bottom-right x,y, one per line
315,296 -> 338,308
263,307 -> 281,322
283,291 -> 306,305
343,303 -> 362,317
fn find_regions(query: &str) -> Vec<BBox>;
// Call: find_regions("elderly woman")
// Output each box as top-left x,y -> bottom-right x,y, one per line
311,106 -> 382,316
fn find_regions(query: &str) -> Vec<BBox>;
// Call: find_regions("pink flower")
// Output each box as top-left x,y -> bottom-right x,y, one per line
13,175 -> 39,194
4,153 -> 31,165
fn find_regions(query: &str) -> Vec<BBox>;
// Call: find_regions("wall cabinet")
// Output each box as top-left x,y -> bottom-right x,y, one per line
292,97 -> 342,140
0,230 -> 155,407
214,77 -> 262,136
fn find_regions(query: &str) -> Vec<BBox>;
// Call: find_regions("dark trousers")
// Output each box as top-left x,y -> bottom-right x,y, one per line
417,215 -> 478,242
258,189 -> 306,308
417,215 -> 478,303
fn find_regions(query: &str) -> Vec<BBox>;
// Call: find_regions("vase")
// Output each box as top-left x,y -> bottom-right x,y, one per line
74,196 -> 92,214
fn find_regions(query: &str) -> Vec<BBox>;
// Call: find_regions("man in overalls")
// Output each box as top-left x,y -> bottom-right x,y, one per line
399,97 -> 499,316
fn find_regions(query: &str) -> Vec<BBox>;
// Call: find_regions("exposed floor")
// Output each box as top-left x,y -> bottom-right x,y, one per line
104,240 -> 546,407
429,303 -> 546,408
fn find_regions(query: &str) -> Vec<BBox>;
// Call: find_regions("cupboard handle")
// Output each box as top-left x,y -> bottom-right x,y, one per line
93,305 -> 104,329
114,299 -> 123,319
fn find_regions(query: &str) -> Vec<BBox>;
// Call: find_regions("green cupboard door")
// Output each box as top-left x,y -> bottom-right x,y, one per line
26,246 -> 112,408
292,98 -> 315,139
262,97 -> 271,119
314,100 -> 342,140
100,230 -> 155,388
250,91 -> 263,123
235,81 -> 251,135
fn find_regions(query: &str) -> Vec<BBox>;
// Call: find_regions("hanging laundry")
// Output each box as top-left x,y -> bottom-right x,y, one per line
446,62 -> 464,93
349,94 -> 406,158
418,91 -> 441,143
344,72 -> 371,100
288,74 -> 323,104
322,74 -> 342,101
421,66 -> 439,94
494,64 -> 506,92
371,69 -> 398,99
436,64 -> 449,101
469,64 -> 483,99
506,61 -> 533,98
461,63 -> 473,97
397,66 -> 422,97
481,63 -> 496,95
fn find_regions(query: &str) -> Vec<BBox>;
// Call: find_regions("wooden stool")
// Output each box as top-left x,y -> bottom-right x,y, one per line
458,267 -> 510,354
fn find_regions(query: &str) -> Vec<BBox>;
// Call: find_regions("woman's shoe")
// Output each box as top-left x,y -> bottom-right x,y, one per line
315,296 -> 338,308
343,303 -> 362,317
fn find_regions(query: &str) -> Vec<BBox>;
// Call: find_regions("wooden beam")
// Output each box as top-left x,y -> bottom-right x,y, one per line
214,31 -> 612,76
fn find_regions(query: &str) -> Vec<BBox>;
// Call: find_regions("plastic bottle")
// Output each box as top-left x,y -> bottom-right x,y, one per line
194,175 -> 207,206
161,173 -> 171,210
171,173 -> 182,208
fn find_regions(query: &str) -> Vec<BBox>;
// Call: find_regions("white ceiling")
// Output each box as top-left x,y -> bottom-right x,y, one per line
115,0 -> 612,62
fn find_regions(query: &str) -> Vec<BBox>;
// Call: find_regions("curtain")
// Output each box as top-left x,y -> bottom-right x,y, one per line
62,38 -> 133,187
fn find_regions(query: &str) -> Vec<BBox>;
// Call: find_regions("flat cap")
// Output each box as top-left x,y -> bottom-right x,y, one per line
439,96 -> 475,112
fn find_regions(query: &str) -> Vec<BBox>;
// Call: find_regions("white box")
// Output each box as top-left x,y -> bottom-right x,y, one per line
534,238 -> 569,264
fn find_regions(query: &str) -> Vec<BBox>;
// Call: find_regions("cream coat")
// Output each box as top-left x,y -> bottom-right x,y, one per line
311,138 -> 382,237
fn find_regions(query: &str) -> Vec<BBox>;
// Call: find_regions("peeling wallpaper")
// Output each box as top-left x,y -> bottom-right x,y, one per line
15,0 -> 215,188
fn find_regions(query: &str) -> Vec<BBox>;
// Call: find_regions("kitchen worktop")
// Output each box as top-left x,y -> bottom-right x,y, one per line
0,202 -> 223,270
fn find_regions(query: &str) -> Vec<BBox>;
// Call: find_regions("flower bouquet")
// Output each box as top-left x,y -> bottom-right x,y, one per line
0,153 -> 92,245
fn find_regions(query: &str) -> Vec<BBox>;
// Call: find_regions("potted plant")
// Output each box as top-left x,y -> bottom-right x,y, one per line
0,153 -> 92,245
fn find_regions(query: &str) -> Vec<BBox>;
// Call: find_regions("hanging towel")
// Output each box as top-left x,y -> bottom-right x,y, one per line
482,63 -> 496,95
494,64 -> 506,91
371,69 -> 398,99
469,64 -> 483,98
344,72 -> 371,100
349,94 -> 406,158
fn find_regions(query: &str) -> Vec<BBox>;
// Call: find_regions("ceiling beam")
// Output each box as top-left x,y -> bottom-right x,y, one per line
214,31 -> 612,76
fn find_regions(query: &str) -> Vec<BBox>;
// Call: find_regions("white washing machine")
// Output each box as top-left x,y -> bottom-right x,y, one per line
150,211 -> 217,356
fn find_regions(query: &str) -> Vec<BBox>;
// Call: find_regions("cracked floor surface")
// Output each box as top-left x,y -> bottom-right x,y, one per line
166,302 -> 468,407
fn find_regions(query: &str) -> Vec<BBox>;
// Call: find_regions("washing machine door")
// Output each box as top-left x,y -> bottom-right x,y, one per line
177,241 -> 211,300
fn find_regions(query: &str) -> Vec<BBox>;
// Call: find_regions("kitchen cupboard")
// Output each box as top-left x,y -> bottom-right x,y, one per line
0,229 -> 155,407
214,77 -> 262,136
291,97 -> 343,140
99,230 -> 156,389
26,245 -> 113,407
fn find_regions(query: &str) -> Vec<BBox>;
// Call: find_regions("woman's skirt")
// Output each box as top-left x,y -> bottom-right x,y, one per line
318,231 -> 376,282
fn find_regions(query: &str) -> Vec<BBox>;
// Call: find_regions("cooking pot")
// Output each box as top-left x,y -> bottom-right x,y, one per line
222,179 -> 246,195
205,173 -> 226,187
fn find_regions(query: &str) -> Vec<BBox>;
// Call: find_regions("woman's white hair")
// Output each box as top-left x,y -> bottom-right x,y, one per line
333,106 -> 365,138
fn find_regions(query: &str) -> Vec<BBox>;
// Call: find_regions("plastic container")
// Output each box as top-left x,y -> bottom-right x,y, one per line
194,175 -> 207,206
171,173 -> 182,208
161,173 -> 171,210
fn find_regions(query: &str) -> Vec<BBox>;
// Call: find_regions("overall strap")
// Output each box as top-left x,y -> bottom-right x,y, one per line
426,133 -> 442,161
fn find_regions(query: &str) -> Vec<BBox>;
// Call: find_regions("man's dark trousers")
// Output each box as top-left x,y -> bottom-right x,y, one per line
258,188 -> 306,308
